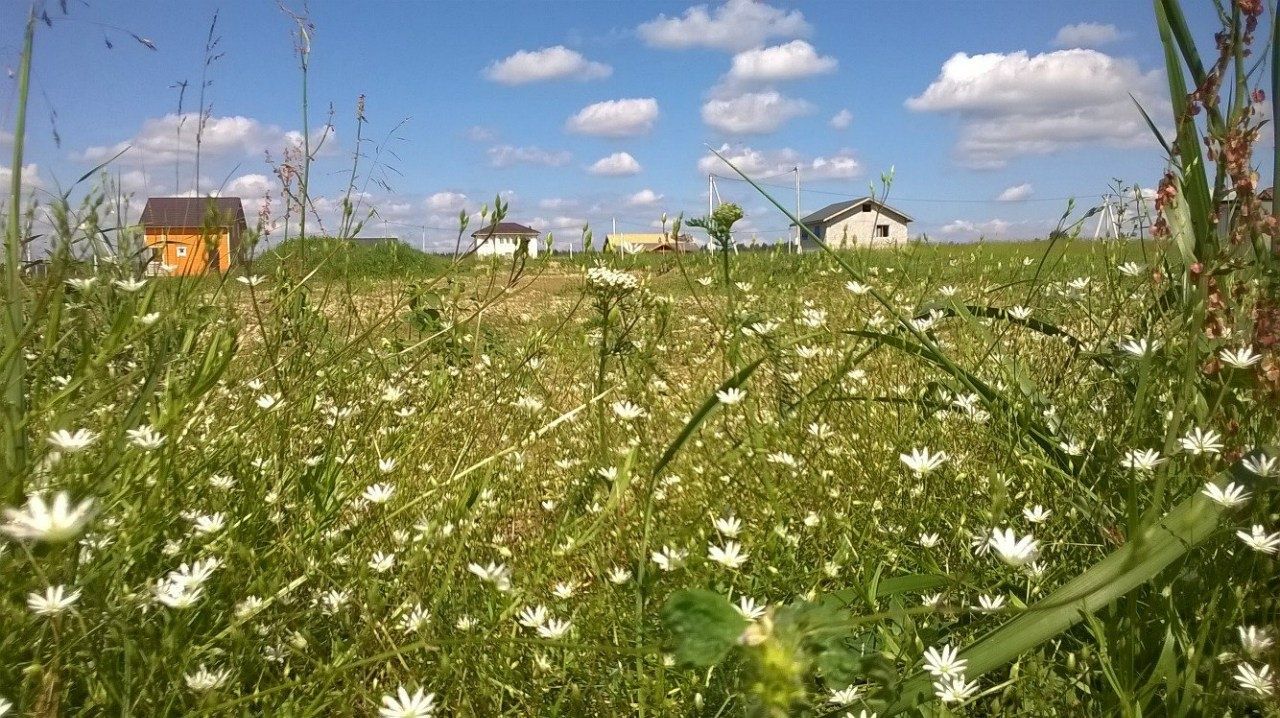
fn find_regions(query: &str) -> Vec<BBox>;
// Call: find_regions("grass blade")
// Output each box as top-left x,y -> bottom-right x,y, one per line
651,356 -> 764,478
883,489 -> 1224,714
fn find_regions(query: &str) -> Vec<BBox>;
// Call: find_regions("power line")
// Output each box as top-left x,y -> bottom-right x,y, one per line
707,173 -> 1088,203
377,220 -> 463,232
732,166 -> 799,182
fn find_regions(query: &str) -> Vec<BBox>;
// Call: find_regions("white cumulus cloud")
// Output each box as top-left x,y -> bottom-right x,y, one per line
224,173 -> 272,199
566,98 -> 660,137
698,143 -> 860,180
79,113 -> 320,166
530,215 -> 588,231
538,197 -> 578,210
587,151 -> 642,176
940,218 -> 1012,236
426,191 -> 469,212
829,108 -> 853,130
1053,22 -> 1123,48
484,46 -> 612,84
487,144 -> 572,168
638,0 -> 810,52
0,163 -> 44,191
702,91 -> 812,134
115,169 -> 153,195
464,125 -> 496,142
727,40 -> 836,82
997,183 -> 1034,201
906,49 -> 1165,168
627,189 -> 663,206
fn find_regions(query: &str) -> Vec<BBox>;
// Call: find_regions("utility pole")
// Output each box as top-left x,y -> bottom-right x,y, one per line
1091,195 -> 1120,240
794,165 -> 801,254
420,225 -> 426,253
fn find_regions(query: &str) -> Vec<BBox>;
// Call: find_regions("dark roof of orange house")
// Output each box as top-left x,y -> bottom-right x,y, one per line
140,197 -> 247,229
470,222 -> 539,238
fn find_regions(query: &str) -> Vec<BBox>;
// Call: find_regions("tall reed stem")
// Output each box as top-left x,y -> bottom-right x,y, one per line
3,4 -> 35,502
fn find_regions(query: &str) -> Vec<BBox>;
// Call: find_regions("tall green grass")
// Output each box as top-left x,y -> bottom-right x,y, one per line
0,1 -> 1276,717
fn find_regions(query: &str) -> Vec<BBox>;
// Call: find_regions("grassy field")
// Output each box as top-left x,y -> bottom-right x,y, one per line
2,0 -> 1279,714
2,232 -> 1277,716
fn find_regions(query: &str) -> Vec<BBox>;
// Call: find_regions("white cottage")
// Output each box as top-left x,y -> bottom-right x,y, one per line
471,222 -> 541,258
794,198 -> 913,249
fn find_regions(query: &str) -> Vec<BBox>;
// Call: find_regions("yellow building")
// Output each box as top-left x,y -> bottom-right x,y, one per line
603,233 -> 698,254
140,197 -> 247,276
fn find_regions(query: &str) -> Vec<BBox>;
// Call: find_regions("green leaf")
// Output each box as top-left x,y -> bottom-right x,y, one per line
1137,625 -> 1180,705
932,303 -> 1126,379
1132,94 -> 1173,156
652,357 -> 764,478
1273,5 -> 1280,235
882,490 -> 1224,714
844,328 -> 1070,470
661,589 -> 748,667
1154,0 -> 1214,260
1166,175 -> 1197,266
778,602 -> 861,686
822,573 -> 950,610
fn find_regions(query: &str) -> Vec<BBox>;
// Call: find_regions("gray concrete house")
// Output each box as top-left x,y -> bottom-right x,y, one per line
794,198 -> 913,249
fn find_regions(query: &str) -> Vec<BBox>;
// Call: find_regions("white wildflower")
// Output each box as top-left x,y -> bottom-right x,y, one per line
934,675 -> 980,704
707,540 -> 749,569
900,448 -> 948,475
1236,525 -> 1280,554
1202,482 -> 1250,508
126,425 -> 166,450
716,387 -> 746,405
650,545 -> 687,572
922,645 -> 967,679
988,527 -> 1040,567
2,491 -> 94,543
27,585 -> 81,616
1178,426 -> 1223,456
379,686 -> 437,717
1234,663 -> 1273,697
184,665 -> 231,692
46,428 -> 98,453
537,618 -> 572,639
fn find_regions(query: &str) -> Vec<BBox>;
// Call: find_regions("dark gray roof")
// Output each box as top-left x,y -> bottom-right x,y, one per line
795,197 -> 913,225
139,196 -> 247,228
470,222 -> 539,238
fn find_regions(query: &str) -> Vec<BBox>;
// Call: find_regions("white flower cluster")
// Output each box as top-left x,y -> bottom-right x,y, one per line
924,645 -> 979,704
585,266 -> 639,293
154,557 -> 220,609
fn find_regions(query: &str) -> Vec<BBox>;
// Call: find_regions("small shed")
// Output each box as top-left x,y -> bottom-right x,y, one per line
140,197 -> 247,275
470,222 -> 540,258
793,198 -> 913,249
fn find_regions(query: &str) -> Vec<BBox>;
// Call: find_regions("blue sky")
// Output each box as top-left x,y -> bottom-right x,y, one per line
0,0 -> 1233,249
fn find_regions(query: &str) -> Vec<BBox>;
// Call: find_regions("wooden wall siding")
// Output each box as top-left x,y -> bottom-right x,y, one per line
144,228 -> 233,275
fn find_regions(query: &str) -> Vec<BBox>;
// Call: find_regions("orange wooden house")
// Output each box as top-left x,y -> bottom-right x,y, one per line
140,197 -> 247,276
